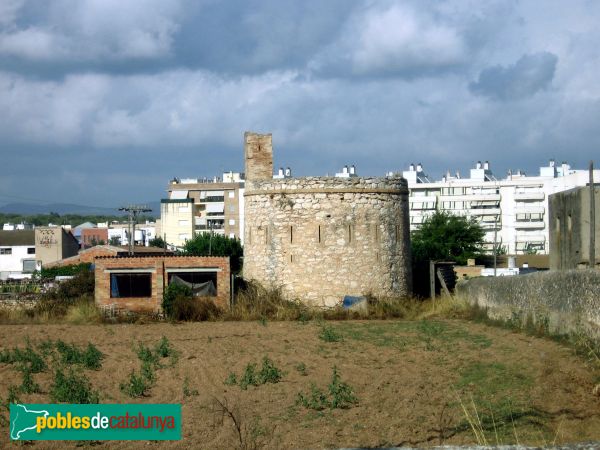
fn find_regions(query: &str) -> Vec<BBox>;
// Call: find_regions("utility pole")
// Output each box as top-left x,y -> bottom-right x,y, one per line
118,205 -> 152,256
590,161 -> 596,269
208,222 -> 214,256
493,215 -> 498,276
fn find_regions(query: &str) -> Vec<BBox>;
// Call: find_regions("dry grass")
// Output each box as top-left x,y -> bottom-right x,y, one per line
64,297 -> 102,324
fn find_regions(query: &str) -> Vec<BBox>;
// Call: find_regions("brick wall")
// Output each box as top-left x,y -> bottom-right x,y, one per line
94,255 -> 230,314
81,228 -> 108,247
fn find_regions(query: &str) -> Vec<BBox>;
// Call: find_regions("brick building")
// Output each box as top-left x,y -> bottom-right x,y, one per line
81,228 -> 109,248
94,255 -> 230,313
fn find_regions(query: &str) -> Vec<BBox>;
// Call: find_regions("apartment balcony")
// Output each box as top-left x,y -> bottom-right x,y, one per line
480,222 -> 501,230
439,194 -> 500,202
409,196 -> 437,207
514,192 -> 545,201
469,208 -> 501,216
409,195 -> 437,202
195,225 -> 225,231
515,205 -> 545,214
514,221 -> 545,229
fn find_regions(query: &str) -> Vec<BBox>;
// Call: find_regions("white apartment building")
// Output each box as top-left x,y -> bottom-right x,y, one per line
402,160 -> 600,255
161,172 -> 245,249
105,222 -> 157,247
0,230 -> 40,280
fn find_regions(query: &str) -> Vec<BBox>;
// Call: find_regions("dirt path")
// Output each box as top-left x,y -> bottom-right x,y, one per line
0,319 -> 599,448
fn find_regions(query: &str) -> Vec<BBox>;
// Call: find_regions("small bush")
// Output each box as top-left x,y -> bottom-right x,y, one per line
38,339 -> 54,357
136,343 -> 159,368
162,283 -> 192,318
224,372 -> 238,386
297,366 -> 358,410
183,377 -> 199,397
6,385 -> 21,406
120,370 -> 151,398
328,366 -> 358,409
10,345 -> 46,373
141,361 -> 155,383
50,368 -> 99,404
296,383 -> 329,411
239,363 -> 259,390
19,367 -> 41,394
228,357 -> 283,390
319,325 -> 343,343
155,336 -> 173,358
82,344 -> 103,370
56,341 -> 103,370
258,356 -> 282,384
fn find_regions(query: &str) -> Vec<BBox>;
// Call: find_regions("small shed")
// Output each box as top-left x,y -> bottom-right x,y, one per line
94,255 -> 230,314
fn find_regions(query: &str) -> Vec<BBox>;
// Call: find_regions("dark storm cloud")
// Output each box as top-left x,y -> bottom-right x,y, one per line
1,0 -> 600,207
469,52 -> 558,100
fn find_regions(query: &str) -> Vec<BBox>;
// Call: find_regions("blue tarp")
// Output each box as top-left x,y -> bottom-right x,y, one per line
342,295 -> 366,309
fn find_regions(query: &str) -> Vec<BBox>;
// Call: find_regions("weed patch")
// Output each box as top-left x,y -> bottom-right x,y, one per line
297,366 -> 358,410
120,338 -> 179,398
120,370 -> 151,398
295,362 -> 308,376
50,368 -> 99,403
0,344 -> 47,373
225,356 -> 283,390
183,377 -> 199,397
318,325 -> 343,343
19,367 -> 41,394
56,340 -> 103,370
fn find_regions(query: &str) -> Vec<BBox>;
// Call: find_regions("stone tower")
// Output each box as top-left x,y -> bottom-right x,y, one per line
243,132 -> 412,306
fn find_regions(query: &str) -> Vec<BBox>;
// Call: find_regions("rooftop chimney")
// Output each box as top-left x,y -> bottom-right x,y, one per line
484,161 -> 489,170
343,165 -> 348,174
549,159 -> 555,167
278,167 -> 284,177
416,163 -> 423,173
285,167 -> 291,177
349,165 -> 356,175
476,161 -> 482,169
409,163 -> 415,172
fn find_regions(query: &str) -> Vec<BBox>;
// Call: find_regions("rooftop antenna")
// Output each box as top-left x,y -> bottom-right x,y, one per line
118,204 -> 152,256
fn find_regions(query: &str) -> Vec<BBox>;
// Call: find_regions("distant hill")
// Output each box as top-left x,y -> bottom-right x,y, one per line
0,201 -> 161,217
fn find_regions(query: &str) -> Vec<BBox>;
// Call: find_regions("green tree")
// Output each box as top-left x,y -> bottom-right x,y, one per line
109,236 -> 121,246
411,211 -> 485,265
181,233 -> 243,273
148,236 -> 166,248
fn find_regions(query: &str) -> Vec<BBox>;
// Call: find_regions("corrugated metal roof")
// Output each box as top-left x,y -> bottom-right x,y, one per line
0,230 -> 35,246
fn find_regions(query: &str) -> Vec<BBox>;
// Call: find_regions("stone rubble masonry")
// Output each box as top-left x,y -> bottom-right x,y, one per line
94,255 -> 230,314
243,176 -> 412,307
244,132 -> 273,181
456,269 -> 600,342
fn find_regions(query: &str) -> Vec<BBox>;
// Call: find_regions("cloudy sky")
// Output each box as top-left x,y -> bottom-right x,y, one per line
1,0 -> 599,207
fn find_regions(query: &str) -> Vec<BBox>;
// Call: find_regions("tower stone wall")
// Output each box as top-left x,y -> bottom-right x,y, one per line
243,174 -> 412,306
